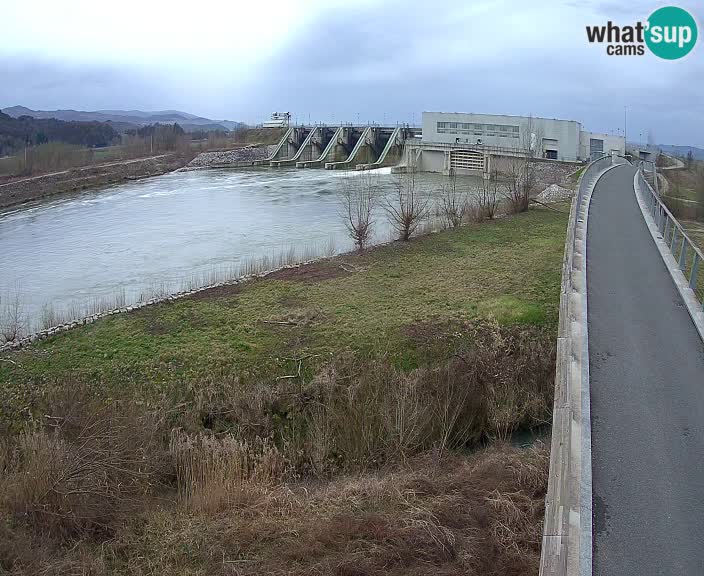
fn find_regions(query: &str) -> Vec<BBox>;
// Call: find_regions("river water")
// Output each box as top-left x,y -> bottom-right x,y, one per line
0,167 -> 483,330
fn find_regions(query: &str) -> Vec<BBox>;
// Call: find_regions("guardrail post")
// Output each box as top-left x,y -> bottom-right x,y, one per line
664,218 -> 671,244
691,254 -> 700,291
679,239 -> 688,271
672,227 -> 679,252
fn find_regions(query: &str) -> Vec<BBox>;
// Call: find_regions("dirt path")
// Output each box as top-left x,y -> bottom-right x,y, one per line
0,154 -> 171,188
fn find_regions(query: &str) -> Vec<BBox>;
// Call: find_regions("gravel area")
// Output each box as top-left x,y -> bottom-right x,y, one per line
533,160 -> 576,187
186,146 -> 274,168
536,184 -> 574,202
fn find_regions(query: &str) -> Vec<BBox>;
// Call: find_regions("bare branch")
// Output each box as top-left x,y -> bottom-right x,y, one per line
439,169 -> 469,228
338,171 -> 378,251
384,162 -> 430,241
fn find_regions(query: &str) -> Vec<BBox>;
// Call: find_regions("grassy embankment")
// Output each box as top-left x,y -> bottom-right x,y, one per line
661,161 -> 704,220
660,162 -> 704,295
0,205 -> 568,575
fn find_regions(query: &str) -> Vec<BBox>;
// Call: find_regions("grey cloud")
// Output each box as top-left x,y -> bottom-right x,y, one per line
0,59 -> 171,112
1,0 -> 702,147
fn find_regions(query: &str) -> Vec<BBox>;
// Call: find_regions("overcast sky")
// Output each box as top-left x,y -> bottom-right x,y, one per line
1,0 -> 702,146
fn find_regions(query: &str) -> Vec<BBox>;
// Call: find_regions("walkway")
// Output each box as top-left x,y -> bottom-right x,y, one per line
588,163 -> 704,575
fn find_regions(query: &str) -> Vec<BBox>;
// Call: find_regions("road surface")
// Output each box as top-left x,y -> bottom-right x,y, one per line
588,163 -> 704,575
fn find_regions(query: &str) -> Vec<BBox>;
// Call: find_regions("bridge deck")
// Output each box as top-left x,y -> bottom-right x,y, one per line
588,164 -> 704,575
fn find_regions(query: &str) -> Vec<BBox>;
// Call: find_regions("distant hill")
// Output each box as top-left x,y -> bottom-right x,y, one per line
96,109 -> 200,120
656,144 -> 704,161
1,106 -> 244,133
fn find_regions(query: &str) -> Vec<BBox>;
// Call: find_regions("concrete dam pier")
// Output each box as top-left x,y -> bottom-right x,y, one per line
256,125 -> 420,170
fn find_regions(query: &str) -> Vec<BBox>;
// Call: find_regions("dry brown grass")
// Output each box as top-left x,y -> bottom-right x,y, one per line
2,443 -> 547,575
0,394 -> 163,539
170,431 -> 285,513
0,321 -> 553,575
180,320 -> 553,475
2,447 -> 549,575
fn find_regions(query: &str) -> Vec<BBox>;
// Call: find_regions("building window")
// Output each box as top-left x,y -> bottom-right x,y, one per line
435,120 -> 520,138
590,138 -> 604,154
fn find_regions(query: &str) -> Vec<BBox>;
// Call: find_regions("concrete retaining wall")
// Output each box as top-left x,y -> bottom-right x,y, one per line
540,157 -> 616,575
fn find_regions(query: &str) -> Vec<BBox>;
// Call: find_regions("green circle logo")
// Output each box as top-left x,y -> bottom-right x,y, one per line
645,6 -> 698,59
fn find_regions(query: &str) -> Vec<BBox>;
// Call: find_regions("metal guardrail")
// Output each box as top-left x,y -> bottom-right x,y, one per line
636,162 -> 704,307
640,159 -> 660,195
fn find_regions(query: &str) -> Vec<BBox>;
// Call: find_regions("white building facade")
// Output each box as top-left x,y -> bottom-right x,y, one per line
418,112 -> 624,173
262,112 -> 291,128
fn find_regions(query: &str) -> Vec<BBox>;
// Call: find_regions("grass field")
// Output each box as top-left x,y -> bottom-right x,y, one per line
0,206 -> 567,421
0,205 -> 569,575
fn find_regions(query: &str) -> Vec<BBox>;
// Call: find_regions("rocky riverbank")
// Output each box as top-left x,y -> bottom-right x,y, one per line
536,183 -> 574,203
184,145 -> 277,169
533,159 -> 579,187
0,153 -> 193,209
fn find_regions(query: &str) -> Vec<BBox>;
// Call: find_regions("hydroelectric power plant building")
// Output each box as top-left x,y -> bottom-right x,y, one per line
411,111 -> 625,175
250,111 -> 624,176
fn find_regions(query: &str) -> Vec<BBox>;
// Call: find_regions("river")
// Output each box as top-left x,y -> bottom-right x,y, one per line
0,167 -> 483,331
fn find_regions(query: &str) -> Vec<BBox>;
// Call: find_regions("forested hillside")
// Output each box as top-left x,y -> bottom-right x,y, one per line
0,112 -> 117,156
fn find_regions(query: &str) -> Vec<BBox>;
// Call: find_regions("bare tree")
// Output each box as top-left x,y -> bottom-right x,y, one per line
477,170 -> 501,219
501,116 -> 543,213
339,171 -> 378,250
0,288 -> 28,343
385,162 -> 430,241
686,150 -> 694,170
439,169 -> 468,228
501,157 -> 528,213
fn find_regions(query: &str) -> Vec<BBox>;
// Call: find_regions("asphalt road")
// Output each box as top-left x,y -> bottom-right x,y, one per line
588,164 -> 704,576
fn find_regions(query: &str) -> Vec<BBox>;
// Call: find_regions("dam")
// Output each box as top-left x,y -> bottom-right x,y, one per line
241,111 -> 624,178
252,125 -> 421,170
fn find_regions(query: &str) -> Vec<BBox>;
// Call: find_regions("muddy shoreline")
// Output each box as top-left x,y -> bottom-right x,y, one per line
0,153 -> 193,209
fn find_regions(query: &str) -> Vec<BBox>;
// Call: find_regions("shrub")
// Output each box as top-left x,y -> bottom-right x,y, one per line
1,399 -> 160,538
385,166 -> 430,241
169,431 -> 285,513
440,170 -> 469,228
183,320 -> 554,475
339,171 -> 378,250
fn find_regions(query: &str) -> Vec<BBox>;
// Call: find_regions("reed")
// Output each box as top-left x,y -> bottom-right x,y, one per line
24,237 -> 349,335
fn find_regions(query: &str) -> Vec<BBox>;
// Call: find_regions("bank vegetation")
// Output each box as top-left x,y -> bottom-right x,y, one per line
0,203 -> 569,575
